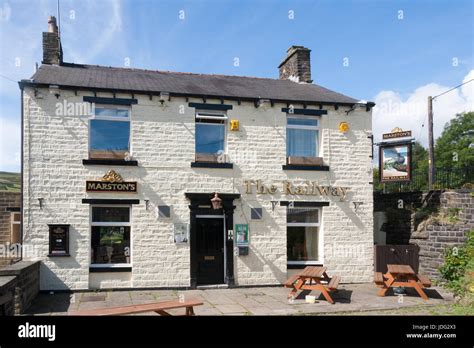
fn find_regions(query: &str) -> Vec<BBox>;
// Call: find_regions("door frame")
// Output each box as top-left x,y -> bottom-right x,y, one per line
186,192 -> 240,288
195,214 -> 226,284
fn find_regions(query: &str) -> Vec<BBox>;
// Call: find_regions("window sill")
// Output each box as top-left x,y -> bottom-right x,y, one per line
287,263 -> 323,269
282,164 -> 329,171
83,159 -> 138,166
89,266 -> 132,273
47,254 -> 70,257
191,162 -> 233,169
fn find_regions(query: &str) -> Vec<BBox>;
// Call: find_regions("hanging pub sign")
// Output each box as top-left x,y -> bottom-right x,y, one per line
48,224 -> 70,256
86,170 -> 137,193
382,127 -> 412,140
379,142 -> 412,182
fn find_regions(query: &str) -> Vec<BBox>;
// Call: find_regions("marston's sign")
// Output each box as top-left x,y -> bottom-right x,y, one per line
86,170 -> 137,193
382,127 -> 412,140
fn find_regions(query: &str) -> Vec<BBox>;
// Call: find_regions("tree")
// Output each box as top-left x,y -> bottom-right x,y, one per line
435,112 -> 474,169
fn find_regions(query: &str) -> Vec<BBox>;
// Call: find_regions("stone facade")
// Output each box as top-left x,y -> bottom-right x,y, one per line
22,86 -> 373,290
410,190 -> 474,279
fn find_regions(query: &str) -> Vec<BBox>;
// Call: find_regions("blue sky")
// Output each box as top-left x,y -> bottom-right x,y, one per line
1,0 -> 473,172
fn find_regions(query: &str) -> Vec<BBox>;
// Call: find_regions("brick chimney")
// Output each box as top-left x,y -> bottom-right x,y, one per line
42,16 -> 62,65
278,46 -> 312,83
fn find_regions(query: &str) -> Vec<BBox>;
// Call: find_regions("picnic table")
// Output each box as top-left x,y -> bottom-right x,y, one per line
375,264 -> 432,300
284,266 -> 341,304
69,298 -> 203,316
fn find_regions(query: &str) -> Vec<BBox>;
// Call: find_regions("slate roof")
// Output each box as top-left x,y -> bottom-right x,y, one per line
24,63 -> 359,104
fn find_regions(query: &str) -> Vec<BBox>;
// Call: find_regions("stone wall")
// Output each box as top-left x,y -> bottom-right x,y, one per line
0,276 -> 16,316
410,190 -> 473,279
0,261 -> 40,315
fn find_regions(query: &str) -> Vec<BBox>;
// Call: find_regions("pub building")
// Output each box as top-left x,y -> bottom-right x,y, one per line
19,17 -> 375,290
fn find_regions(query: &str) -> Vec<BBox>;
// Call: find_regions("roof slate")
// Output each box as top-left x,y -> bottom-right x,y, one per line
26,63 -> 359,104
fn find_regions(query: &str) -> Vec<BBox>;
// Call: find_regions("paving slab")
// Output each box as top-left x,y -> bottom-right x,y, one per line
25,283 -> 455,316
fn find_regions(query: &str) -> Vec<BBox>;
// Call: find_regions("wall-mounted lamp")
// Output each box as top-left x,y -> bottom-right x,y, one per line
38,198 -> 44,210
159,91 -> 170,105
271,201 -> 278,213
353,202 -> 363,212
256,98 -> 271,110
144,199 -> 150,211
211,193 -> 222,210
49,85 -> 60,99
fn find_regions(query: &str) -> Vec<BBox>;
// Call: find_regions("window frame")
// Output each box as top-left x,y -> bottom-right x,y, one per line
10,212 -> 21,244
286,207 -> 323,265
89,205 -> 132,269
195,110 -> 228,156
286,115 -> 321,158
88,105 -> 132,160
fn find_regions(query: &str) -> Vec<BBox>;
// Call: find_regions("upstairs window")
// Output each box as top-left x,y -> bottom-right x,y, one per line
286,116 -> 319,158
195,111 -> 227,162
89,106 -> 130,159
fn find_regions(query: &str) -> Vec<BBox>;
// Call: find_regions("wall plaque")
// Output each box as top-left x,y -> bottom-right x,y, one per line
48,224 -> 70,256
86,170 -> 137,193
235,224 -> 249,246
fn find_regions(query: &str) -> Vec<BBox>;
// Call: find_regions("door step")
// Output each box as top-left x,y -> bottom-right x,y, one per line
197,284 -> 229,289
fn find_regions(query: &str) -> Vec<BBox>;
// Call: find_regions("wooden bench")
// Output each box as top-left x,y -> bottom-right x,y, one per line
69,298 -> 203,316
328,275 -> 341,290
417,274 -> 432,288
284,274 -> 301,288
374,272 -> 385,287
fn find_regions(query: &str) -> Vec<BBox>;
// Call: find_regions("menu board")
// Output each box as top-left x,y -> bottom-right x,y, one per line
48,224 -> 70,256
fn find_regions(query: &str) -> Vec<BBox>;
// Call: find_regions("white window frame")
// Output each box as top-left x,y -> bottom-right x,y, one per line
286,115 -> 320,157
287,207 -> 323,265
90,205 -> 132,269
88,105 -> 132,158
195,110 -> 228,155
10,212 -> 20,244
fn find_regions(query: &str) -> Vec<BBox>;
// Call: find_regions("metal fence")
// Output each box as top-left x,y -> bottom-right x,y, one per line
374,166 -> 474,193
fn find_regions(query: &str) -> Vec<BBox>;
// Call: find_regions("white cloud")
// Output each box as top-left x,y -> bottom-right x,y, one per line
0,2 -> 11,22
0,116 -> 20,172
63,0 -> 123,64
372,70 -> 474,147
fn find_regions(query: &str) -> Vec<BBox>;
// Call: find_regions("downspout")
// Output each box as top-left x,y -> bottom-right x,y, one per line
20,86 -> 24,260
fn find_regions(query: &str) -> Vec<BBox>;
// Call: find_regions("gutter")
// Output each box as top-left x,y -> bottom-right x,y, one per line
18,80 -> 375,110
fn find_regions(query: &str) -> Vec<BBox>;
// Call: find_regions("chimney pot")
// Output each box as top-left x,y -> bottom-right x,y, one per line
48,16 -> 58,33
278,45 -> 312,83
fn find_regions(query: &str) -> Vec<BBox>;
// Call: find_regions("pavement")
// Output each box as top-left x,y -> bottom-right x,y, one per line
25,283 -> 455,316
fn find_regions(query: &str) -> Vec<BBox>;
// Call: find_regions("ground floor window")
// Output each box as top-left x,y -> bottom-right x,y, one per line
90,206 -> 131,266
287,207 -> 320,263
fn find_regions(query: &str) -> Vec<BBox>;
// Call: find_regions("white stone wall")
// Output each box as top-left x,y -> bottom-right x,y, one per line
22,86 -> 373,290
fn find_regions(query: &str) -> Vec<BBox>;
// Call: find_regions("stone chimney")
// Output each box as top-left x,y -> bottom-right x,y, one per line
42,16 -> 63,65
278,46 -> 312,83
